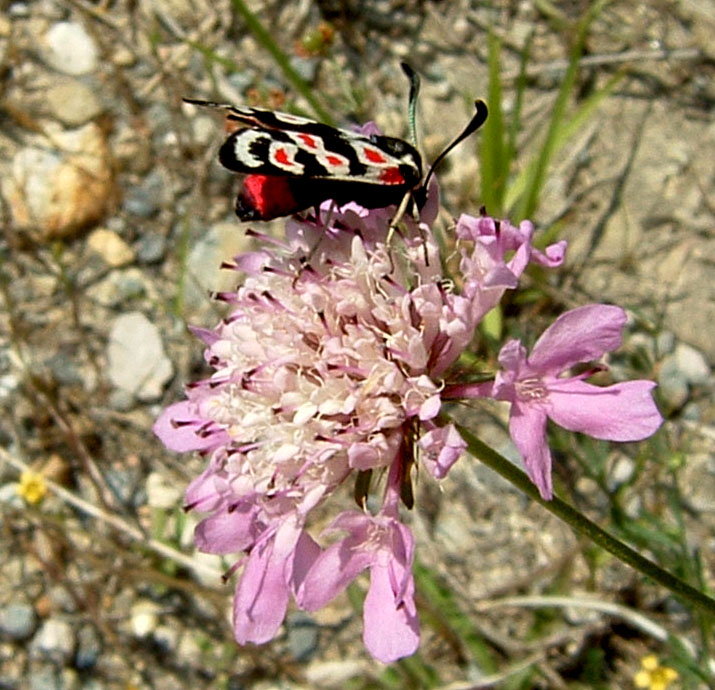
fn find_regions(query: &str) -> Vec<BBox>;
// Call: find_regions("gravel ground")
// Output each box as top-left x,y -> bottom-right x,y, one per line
1,0 -> 713,688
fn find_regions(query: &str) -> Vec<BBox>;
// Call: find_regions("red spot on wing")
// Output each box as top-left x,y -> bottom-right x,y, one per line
364,147 -> 387,163
237,175 -> 302,221
326,155 -> 344,168
380,167 -> 405,185
274,147 -> 290,165
298,133 -> 318,148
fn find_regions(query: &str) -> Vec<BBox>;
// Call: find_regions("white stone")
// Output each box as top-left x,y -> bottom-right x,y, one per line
674,343 -> 711,385
107,312 -> 173,401
46,79 -> 102,126
2,123 -> 114,239
87,228 -> 135,267
29,619 -> 75,664
145,471 -> 182,509
44,22 -> 98,76
130,601 -> 160,637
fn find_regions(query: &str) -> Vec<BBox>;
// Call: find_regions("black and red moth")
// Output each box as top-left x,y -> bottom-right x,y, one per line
184,68 -> 487,222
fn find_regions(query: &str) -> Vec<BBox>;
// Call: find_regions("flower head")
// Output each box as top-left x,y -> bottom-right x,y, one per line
17,470 -> 47,505
154,188 -> 567,659
634,654 -> 679,690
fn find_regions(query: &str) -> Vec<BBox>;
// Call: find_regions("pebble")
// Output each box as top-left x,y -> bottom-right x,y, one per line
682,455 -> 715,512
87,228 -> 135,267
628,333 -> 656,363
46,79 -> 102,126
29,665 -> 63,690
0,482 -> 24,509
0,602 -> 37,640
176,632 -> 203,666
86,268 -> 149,308
145,471 -> 182,509
44,22 -> 98,76
189,114 -> 220,147
153,624 -> 179,653
75,624 -> 102,670
106,312 -> 173,401
108,389 -> 135,412
130,600 -> 161,637
655,330 -> 676,358
47,584 -> 77,614
673,343 -> 710,385
226,69 -> 254,94
2,123 -> 115,239
287,612 -> 319,662
681,401 -> 702,421
105,464 -> 141,506
80,680 -> 107,690
290,56 -> 318,82
304,660 -> 369,687
0,372 -> 20,401
136,232 -> 167,264
606,454 -> 636,491
123,170 -> 165,218
184,221 -> 252,313
44,350 -> 84,386
658,356 -> 689,410
112,45 -> 136,67
29,619 -> 76,664
8,3 -> 30,18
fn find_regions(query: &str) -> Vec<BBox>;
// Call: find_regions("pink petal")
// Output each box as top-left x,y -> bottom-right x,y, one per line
233,250 -> 271,274
532,240 -> 567,267
194,506 -> 259,554
153,401 -> 229,452
547,379 -> 663,441
290,531 -> 322,594
529,305 -> 626,375
233,520 -> 304,645
184,463 -> 227,512
483,264 -> 520,290
506,241 -> 531,278
298,533 -> 374,611
509,401 -> 553,500
363,562 -> 420,663
418,394 -> 441,421
348,442 -> 380,470
418,425 -> 466,479
233,538 -> 289,644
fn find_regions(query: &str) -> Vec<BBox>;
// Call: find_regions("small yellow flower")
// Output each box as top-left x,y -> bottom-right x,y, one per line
634,654 -> 679,690
16,470 -> 47,505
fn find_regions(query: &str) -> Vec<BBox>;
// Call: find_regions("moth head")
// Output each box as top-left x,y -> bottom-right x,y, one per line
370,135 -> 423,183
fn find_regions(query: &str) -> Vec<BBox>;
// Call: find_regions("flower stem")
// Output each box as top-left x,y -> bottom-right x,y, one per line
457,425 -> 715,617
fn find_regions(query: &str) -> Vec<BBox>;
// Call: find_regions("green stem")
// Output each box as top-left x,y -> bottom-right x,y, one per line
229,0 -> 333,125
457,425 -> 715,618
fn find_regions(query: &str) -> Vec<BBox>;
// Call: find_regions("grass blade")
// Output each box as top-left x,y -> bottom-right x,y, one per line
229,0 -> 333,124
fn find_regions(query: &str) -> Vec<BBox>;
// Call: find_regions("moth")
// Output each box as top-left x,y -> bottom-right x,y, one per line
185,64 -> 487,223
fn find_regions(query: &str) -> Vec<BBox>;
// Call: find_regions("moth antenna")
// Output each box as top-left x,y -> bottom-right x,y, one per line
422,100 -> 489,193
400,62 -> 421,148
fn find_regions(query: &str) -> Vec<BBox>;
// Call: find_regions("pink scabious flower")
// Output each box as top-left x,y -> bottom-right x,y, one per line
449,304 -> 664,500
153,181 -> 567,662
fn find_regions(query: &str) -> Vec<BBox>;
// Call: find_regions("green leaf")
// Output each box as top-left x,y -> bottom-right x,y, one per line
480,32 -> 507,215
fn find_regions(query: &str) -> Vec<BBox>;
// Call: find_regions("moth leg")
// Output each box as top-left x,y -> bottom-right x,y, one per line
387,191 -> 429,268
386,191 -> 412,248
295,201 -> 339,281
